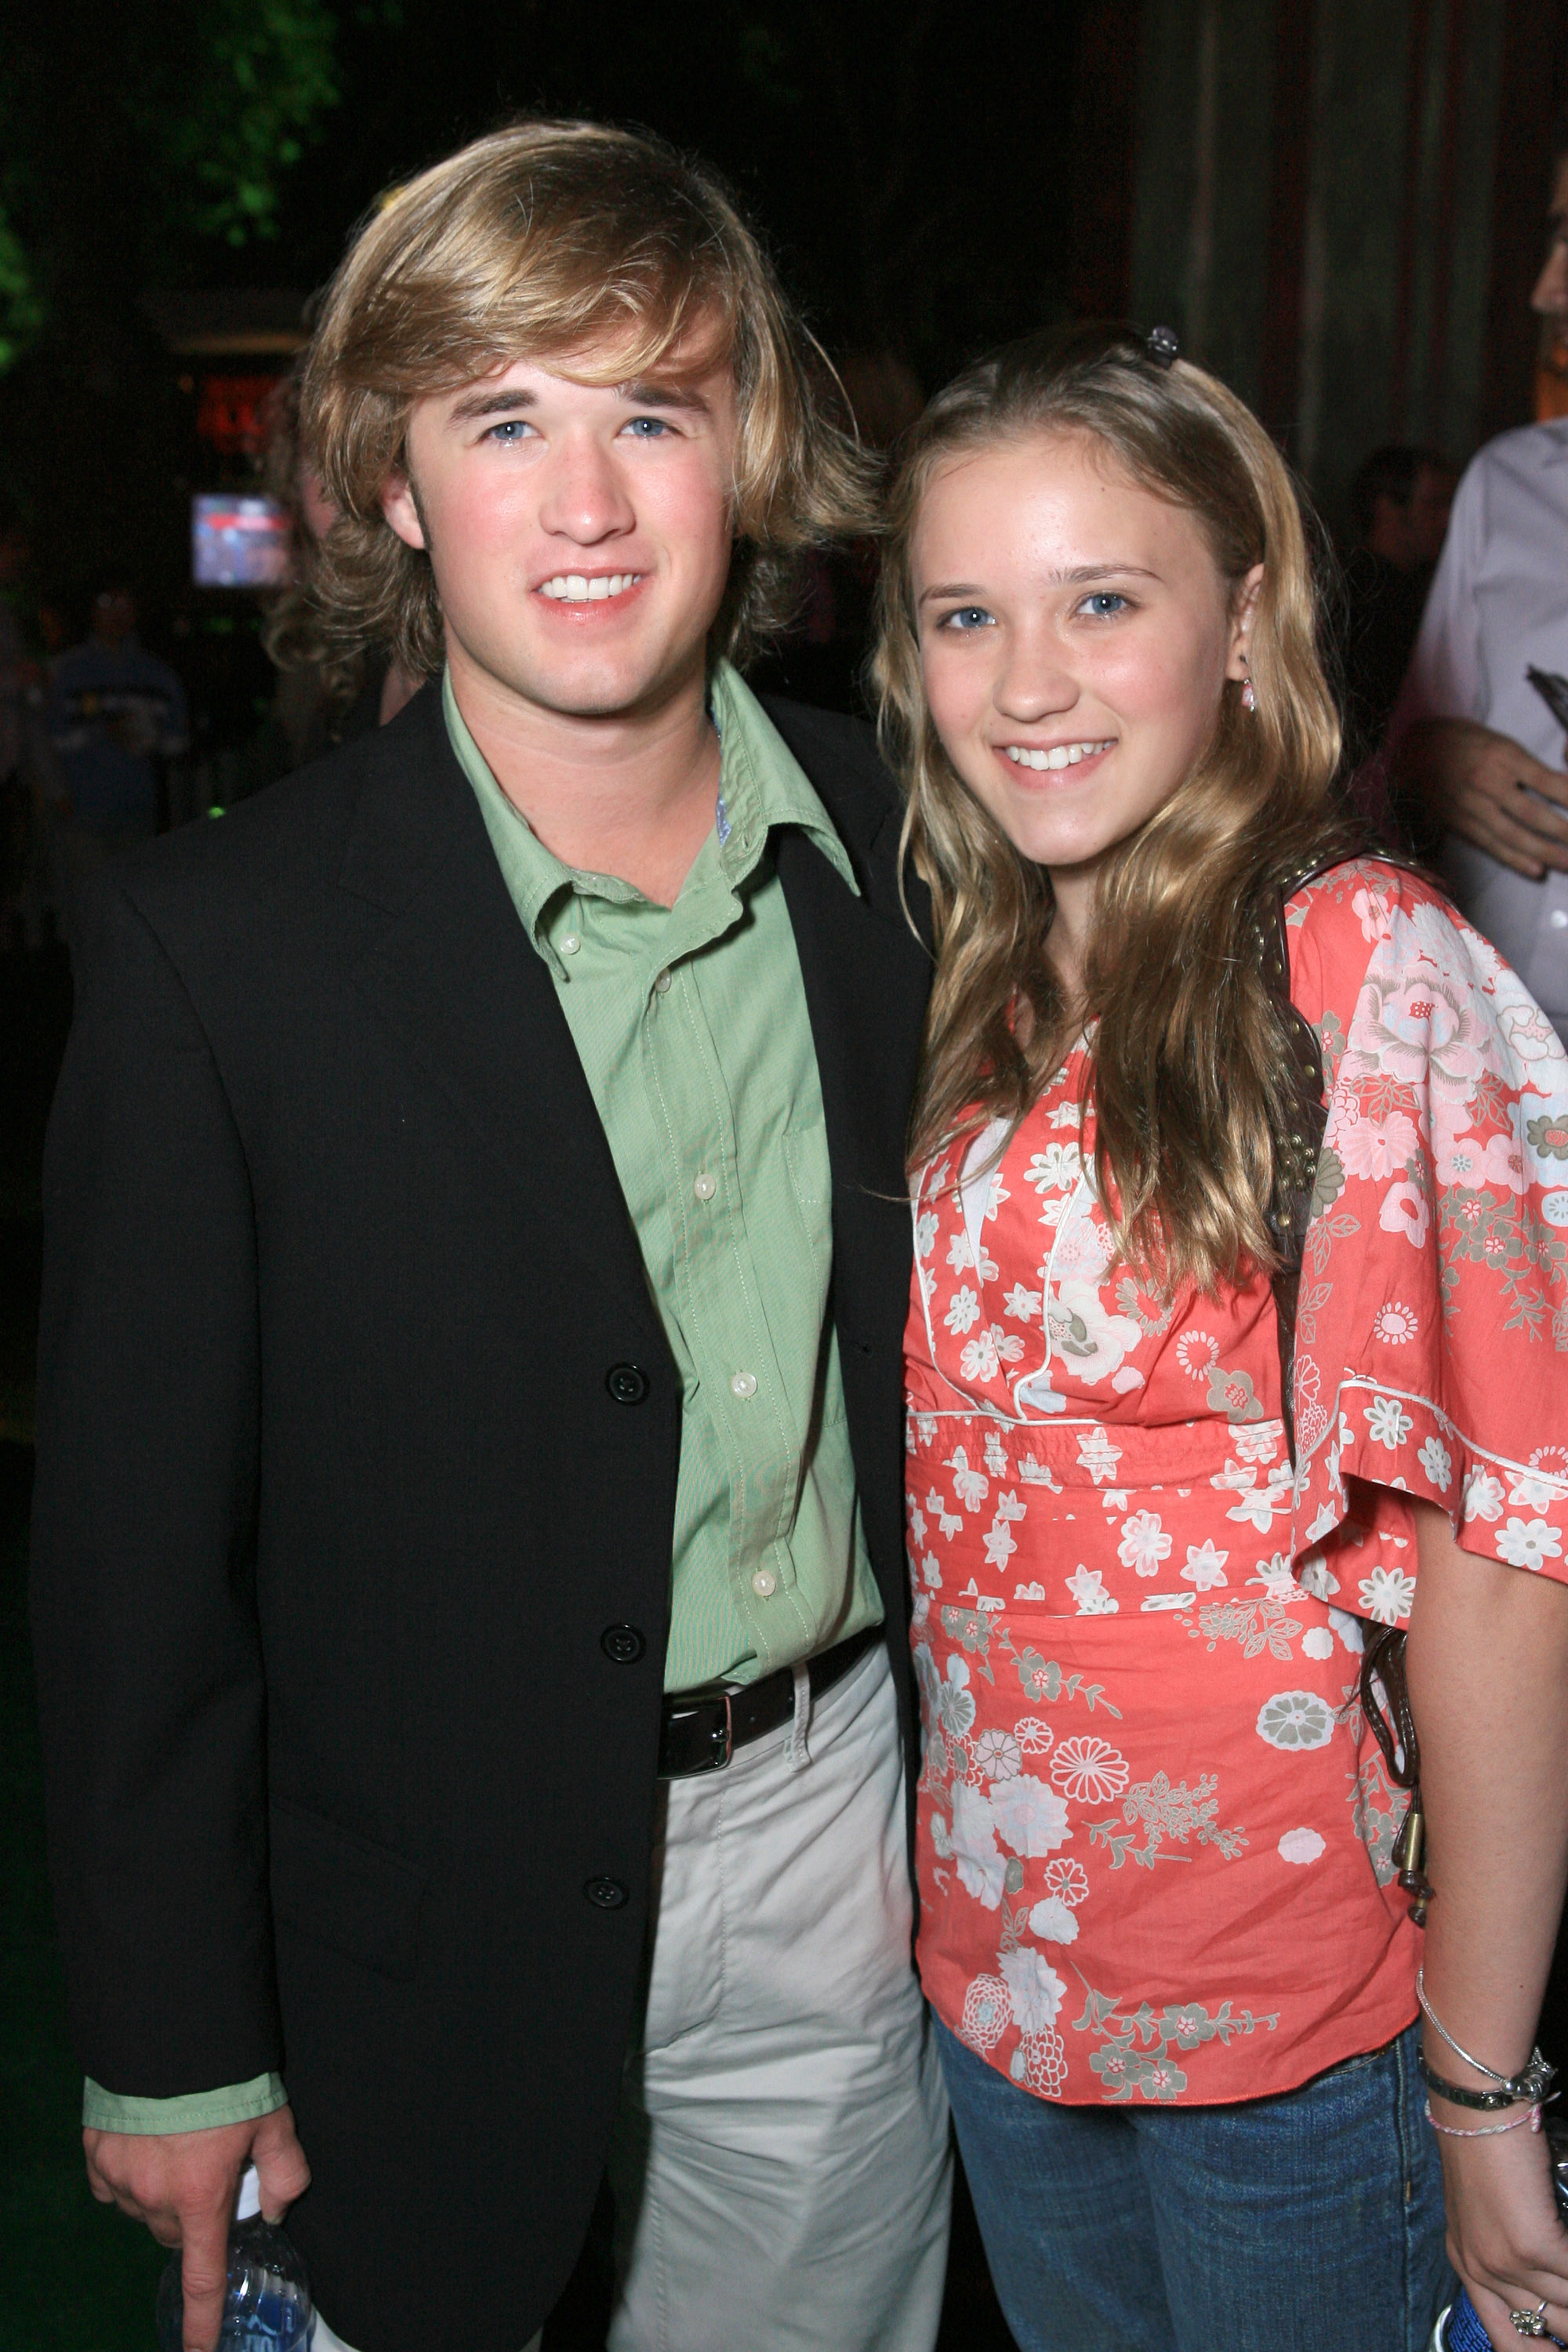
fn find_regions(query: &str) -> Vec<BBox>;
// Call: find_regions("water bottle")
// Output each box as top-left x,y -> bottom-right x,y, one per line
155,2164 -> 314,2350
1435,2293 -> 1494,2350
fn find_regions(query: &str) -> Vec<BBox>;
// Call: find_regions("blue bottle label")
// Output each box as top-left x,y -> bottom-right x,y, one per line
1444,2292 -> 1494,2352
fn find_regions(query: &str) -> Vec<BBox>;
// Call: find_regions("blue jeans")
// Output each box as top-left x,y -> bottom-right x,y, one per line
936,2014 -> 1454,2352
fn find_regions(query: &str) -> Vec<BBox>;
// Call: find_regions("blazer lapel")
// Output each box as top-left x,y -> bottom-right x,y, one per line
338,691 -> 664,1348
775,774 -> 932,1616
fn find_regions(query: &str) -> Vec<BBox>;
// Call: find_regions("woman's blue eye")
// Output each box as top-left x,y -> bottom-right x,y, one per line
1081,592 -> 1128,618
942,606 -> 993,631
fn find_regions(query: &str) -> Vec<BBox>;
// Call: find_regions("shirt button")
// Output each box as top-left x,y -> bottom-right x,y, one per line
561,932 -> 581,956
1552,909 -> 1568,931
751,1569 -> 778,1598
583,1875 -> 629,1910
606,1363 -> 651,1406
653,968 -> 672,995
693,1171 -> 717,1201
731,1371 -> 757,1399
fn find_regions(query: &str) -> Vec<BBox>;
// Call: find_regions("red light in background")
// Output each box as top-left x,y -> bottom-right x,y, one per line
195,376 -> 279,458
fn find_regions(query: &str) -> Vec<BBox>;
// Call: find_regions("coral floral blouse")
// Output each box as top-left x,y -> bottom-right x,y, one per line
905,862 -> 1568,2105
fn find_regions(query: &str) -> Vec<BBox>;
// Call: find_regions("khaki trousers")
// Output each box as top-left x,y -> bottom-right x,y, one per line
605,1641 -> 951,2352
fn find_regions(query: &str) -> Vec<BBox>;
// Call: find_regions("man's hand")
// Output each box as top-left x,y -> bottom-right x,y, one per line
1394,717 -> 1568,877
84,2104 -> 310,2352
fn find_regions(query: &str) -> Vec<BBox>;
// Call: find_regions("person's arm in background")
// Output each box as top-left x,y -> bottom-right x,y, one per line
1405,1499 -> 1568,2349
30,872 -> 307,2352
1386,455 -> 1568,877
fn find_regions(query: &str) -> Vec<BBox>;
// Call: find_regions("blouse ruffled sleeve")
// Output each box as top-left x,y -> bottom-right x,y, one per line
1286,862 -> 1568,1615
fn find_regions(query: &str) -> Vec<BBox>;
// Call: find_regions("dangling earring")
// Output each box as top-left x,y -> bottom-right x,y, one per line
1240,676 -> 1257,712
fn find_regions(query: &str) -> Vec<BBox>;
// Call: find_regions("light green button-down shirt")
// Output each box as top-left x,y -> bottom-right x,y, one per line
85,661 -> 883,2134
452,659 -> 882,1690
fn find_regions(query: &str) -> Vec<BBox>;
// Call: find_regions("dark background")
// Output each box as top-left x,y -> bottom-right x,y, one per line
6,1 -> 1568,2343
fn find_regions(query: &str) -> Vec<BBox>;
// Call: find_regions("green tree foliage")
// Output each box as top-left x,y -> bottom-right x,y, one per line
0,0 -> 342,368
0,206 -> 44,373
132,0 -> 340,250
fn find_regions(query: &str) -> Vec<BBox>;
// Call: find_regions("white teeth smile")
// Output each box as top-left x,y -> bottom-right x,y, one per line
1001,739 -> 1114,771
539,572 -> 643,601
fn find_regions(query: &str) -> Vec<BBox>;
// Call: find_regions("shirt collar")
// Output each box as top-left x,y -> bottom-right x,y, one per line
444,661 -> 860,968
706,663 -> 860,898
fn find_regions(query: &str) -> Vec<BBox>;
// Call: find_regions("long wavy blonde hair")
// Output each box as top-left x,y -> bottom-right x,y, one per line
873,325 -> 1357,1296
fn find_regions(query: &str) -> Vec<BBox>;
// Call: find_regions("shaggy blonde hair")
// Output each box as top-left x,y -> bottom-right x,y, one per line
300,119 -> 877,677
874,325 -> 1356,1295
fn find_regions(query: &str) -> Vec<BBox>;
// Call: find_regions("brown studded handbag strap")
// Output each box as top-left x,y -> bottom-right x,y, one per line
1254,860 -> 1431,1919
1256,861 -> 1334,1469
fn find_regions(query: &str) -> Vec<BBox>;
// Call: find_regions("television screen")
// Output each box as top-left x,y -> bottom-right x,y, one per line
191,494 -> 290,589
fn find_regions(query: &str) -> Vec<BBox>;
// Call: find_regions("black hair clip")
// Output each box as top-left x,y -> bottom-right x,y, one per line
1145,325 -> 1180,369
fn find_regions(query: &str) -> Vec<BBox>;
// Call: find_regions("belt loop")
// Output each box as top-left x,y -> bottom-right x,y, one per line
787,1660 -> 812,1771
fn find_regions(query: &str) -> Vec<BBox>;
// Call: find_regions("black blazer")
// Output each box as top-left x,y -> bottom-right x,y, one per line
29,683 -> 931,2352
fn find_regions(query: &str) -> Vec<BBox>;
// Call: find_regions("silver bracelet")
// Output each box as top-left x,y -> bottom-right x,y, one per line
1416,1969 -> 1557,2104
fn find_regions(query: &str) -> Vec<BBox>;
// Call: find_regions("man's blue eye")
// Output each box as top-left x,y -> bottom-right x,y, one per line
487,419 -> 532,442
623,416 -> 670,437
1083,592 -> 1128,618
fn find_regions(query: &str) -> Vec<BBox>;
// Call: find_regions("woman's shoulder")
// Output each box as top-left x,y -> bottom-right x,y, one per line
1282,855 -> 1485,1033
1284,854 -> 1454,944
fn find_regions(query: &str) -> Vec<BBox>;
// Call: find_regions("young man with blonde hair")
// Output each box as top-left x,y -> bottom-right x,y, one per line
31,122 -> 949,2352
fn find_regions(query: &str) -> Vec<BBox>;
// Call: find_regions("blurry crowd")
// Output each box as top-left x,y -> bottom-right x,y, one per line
5,146 -> 1568,1028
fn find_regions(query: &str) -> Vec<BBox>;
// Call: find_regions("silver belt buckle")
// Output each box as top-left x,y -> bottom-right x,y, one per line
691,1690 -> 733,1773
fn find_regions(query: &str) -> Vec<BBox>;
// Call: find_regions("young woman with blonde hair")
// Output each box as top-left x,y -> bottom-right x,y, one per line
877,324 -> 1568,2351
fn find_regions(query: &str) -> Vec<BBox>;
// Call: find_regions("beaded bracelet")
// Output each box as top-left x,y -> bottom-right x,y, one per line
1425,2099 -> 1544,2140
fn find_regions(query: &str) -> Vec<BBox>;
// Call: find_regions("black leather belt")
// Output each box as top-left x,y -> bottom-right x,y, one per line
658,1624 -> 881,1778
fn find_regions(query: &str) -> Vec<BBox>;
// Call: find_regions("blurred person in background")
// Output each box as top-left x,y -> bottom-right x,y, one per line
0,505 -> 69,949
1342,444 -> 1456,766
750,347 -> 924,713
46,585 -> 188,866
229,361 -> 417,804
1387,114 -> 1568,1040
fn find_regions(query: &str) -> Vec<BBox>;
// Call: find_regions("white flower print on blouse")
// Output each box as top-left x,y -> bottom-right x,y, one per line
946,1446 -> 989,1511
1000,1947 -> 1068,2031
1117,1510 -> 1173,1576
1358,1563 -> 1416,1623
1417,1437 -> 1452,1490
1051,1736 -> 1131,1802
1365,1396 -> 1413,1450
991,1774 -> 1073,1857
961,1323 -> 1025,1385
1510,1472 -> 1559,1510
947,1226 -> 1000,1284
1181,1541 -> 1229,1592
1066,1564 -> 1119,1613
1028,1893 -> 1080,1944
952,1780 -> 1005,1908
1497,1518 -> 1564,1571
